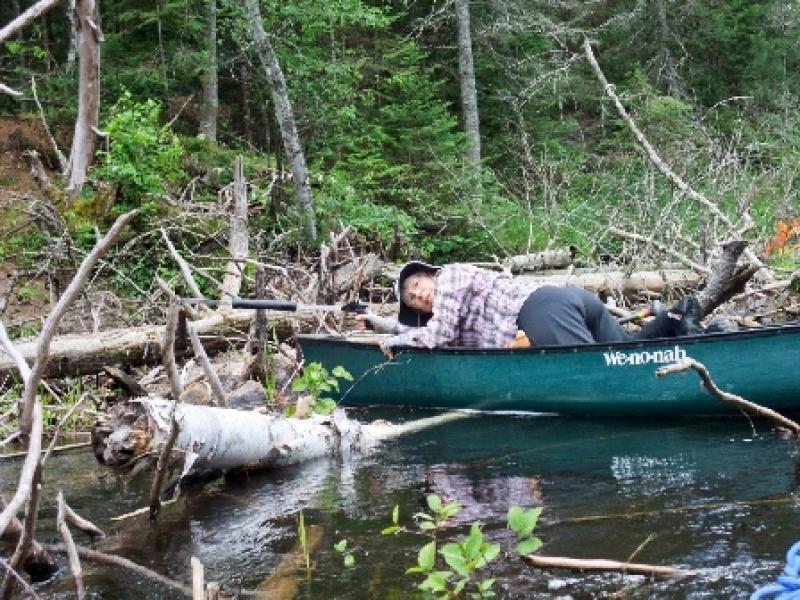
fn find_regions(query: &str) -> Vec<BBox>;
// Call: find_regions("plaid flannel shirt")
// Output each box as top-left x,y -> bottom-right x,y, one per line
385,264 -> 536,349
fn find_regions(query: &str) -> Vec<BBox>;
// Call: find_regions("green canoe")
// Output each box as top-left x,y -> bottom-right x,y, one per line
297,323 -> 800,416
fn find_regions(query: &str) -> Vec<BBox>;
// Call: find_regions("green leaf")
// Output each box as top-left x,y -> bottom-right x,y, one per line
418,541 -> 436,571
464,522 -> 483,559
381,525 -> 400,535
479,542 -> 501,564
427,494 -> 442,512
419,571 -> 451,593
441,543 -> 469,578
392,505 -> 399,525
440,503 -> 462,519
516,537 -> 543,556
507,506 -> 542,537
314,398 -> 337,415
334,539 -> 347,553
344,554 -> 355,567
291,380 -> 308,392
419,521 -> 436,530
478,578 -> 496,592
332,365 -> 353,380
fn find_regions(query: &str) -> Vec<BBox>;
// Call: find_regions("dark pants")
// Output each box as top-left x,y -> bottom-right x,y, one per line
516,286 -> 676,347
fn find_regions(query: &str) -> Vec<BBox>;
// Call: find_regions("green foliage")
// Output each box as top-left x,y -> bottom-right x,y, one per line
333,539 -> 355,567
93,91 -> 185,209
507,506 -> 543,556
289,363 -> 353,417
403,495 -> 500,597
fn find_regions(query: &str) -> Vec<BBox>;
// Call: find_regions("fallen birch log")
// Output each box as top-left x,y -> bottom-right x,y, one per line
92,399 -> 467,474
522,554 -> 694,578
515,269 -> 704,296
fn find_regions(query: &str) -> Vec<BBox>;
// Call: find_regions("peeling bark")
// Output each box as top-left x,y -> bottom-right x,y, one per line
92,399 -> 467,474
66,0 -> 102,196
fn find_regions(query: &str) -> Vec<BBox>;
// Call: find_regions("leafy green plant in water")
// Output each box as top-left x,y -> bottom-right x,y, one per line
403,495 -> 499,597
288,362 -> 352,417
507,506 -> 543,556
298,510 -> 310,572
333,539 -> 355,567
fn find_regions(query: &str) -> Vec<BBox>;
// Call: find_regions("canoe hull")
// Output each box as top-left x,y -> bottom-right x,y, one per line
297,325 -> 800,416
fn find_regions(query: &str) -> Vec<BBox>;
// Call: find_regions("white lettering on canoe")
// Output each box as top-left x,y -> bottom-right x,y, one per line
603,345 -> 687,367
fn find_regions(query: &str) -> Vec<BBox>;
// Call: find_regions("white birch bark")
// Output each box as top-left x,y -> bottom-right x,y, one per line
95,399 -> 467,474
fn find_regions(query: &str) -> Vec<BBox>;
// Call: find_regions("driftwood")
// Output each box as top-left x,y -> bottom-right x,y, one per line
656,358 -> 800,434
93,399 -> 468,475
523,554 -> 694,578
45,543 -> 192,597
502,247 -> 576,273
515,269 -> 703,297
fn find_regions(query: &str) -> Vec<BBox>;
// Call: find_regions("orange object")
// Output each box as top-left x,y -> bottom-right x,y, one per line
765,217 -> 800,257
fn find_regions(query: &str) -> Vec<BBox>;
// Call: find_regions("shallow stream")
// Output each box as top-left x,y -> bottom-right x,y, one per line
2,411 -> 799,598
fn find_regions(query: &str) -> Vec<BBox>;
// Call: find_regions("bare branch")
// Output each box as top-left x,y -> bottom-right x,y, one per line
219,156 -> 249,306
607,226 -> 711,274
523,554 -> 694,578
19,209 -> 138,434
0,0 -> 62,45
56,490 -> 85,600
0,404 -> 42,558
0,83 -> 22,98
188,324 -> 226,407
45,544 -> 192,597
583,39 -> 765,270
161,228 -> 204,300
656,358 -> 800,433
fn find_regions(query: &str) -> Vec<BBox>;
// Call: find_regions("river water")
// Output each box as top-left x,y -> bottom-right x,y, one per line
3,411 -> 799,599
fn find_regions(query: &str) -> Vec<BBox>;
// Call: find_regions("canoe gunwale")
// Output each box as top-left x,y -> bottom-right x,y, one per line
298,321 -> 800,356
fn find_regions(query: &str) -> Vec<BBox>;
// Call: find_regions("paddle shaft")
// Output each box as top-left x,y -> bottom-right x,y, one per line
184,298 -> 368,314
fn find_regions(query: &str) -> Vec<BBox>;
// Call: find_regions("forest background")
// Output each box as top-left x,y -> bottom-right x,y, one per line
1,0 -> 799,337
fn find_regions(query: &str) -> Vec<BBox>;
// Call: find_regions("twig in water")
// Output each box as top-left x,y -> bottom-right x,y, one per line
656,358 -> 800,434
56,490 -> 85,599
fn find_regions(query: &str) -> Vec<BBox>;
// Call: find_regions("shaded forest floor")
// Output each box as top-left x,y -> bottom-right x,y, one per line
0,116 -> 57,330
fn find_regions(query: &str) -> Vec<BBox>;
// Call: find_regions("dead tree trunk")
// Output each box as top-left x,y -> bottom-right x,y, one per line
244,0 -> 317,243
93,399 -> 467,474
65,0 -> 102,197
199,0 -> 218,142
454,0 -> 481,169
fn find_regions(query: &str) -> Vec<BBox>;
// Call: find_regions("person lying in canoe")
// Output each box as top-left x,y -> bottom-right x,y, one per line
357,261 -> 703,359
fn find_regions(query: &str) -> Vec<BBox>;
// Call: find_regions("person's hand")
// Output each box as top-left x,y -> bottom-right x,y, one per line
356,313 -> 399,334
379,340 -> 396,360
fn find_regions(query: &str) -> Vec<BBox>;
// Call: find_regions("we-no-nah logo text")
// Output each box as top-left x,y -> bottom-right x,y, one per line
603,345 -> 687,367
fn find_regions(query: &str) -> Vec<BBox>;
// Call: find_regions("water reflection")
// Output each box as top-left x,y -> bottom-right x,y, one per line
3,412 -> 799,598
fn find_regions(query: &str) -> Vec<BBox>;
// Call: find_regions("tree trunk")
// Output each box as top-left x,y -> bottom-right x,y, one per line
244,0 -> 317,243
65,0 -> 102,196
454,0 -> 481,169
199,0 -> 218,142
654,0 -> 681,97
92,399 -> 467,473
219,157 -> 248,303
